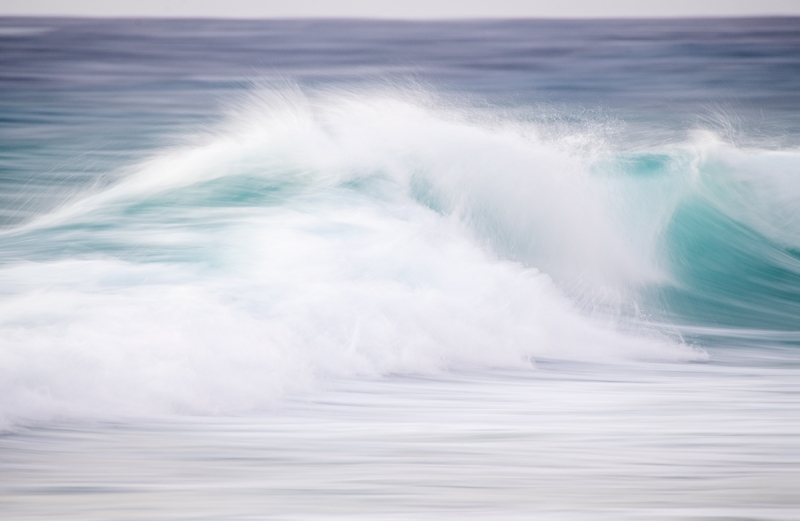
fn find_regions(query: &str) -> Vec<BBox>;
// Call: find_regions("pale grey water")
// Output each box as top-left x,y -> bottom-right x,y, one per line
3,360 -> 800,520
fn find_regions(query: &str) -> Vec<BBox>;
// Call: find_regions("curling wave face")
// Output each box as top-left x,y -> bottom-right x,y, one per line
2,88 -> 800,428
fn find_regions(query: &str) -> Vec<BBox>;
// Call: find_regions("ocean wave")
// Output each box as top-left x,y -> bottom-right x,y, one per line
5,87 -> 800,428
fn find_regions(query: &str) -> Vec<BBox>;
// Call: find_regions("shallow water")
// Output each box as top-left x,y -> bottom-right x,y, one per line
4,362 -> 800,520
1,17 -> 800,520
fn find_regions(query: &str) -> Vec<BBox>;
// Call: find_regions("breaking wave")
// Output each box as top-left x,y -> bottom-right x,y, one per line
3,87 -> 799,428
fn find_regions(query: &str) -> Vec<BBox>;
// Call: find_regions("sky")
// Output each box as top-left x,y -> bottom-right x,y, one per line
2,0 -> 800,19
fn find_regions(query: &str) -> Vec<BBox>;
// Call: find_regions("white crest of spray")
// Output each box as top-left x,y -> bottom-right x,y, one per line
0,86 -> 711,430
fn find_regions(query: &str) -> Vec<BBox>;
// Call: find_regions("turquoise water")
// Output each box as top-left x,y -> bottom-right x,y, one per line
1,17 -> 800,520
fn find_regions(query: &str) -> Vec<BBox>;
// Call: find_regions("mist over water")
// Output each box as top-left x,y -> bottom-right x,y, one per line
1,17 -> 800,520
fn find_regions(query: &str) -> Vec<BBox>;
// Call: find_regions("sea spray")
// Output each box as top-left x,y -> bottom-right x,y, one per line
0,89 -> 712,429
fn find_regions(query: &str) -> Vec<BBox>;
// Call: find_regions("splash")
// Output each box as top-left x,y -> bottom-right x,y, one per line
8,87 -> 800,428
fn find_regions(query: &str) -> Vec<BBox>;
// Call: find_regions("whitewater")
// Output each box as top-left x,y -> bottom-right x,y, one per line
1,17 -> 800,521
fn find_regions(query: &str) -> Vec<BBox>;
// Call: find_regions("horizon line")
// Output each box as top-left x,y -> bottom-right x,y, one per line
3,14 -> 800,21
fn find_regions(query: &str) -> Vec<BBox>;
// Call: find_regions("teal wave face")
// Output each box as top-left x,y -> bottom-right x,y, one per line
658,196 -> 800,331
614,143 -> 800,335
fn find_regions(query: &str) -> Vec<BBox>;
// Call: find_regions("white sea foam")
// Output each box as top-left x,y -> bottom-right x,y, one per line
5,88 -> 757,429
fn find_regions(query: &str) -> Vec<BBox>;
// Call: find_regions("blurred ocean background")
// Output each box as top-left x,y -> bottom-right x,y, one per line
1,17 -> 800,520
